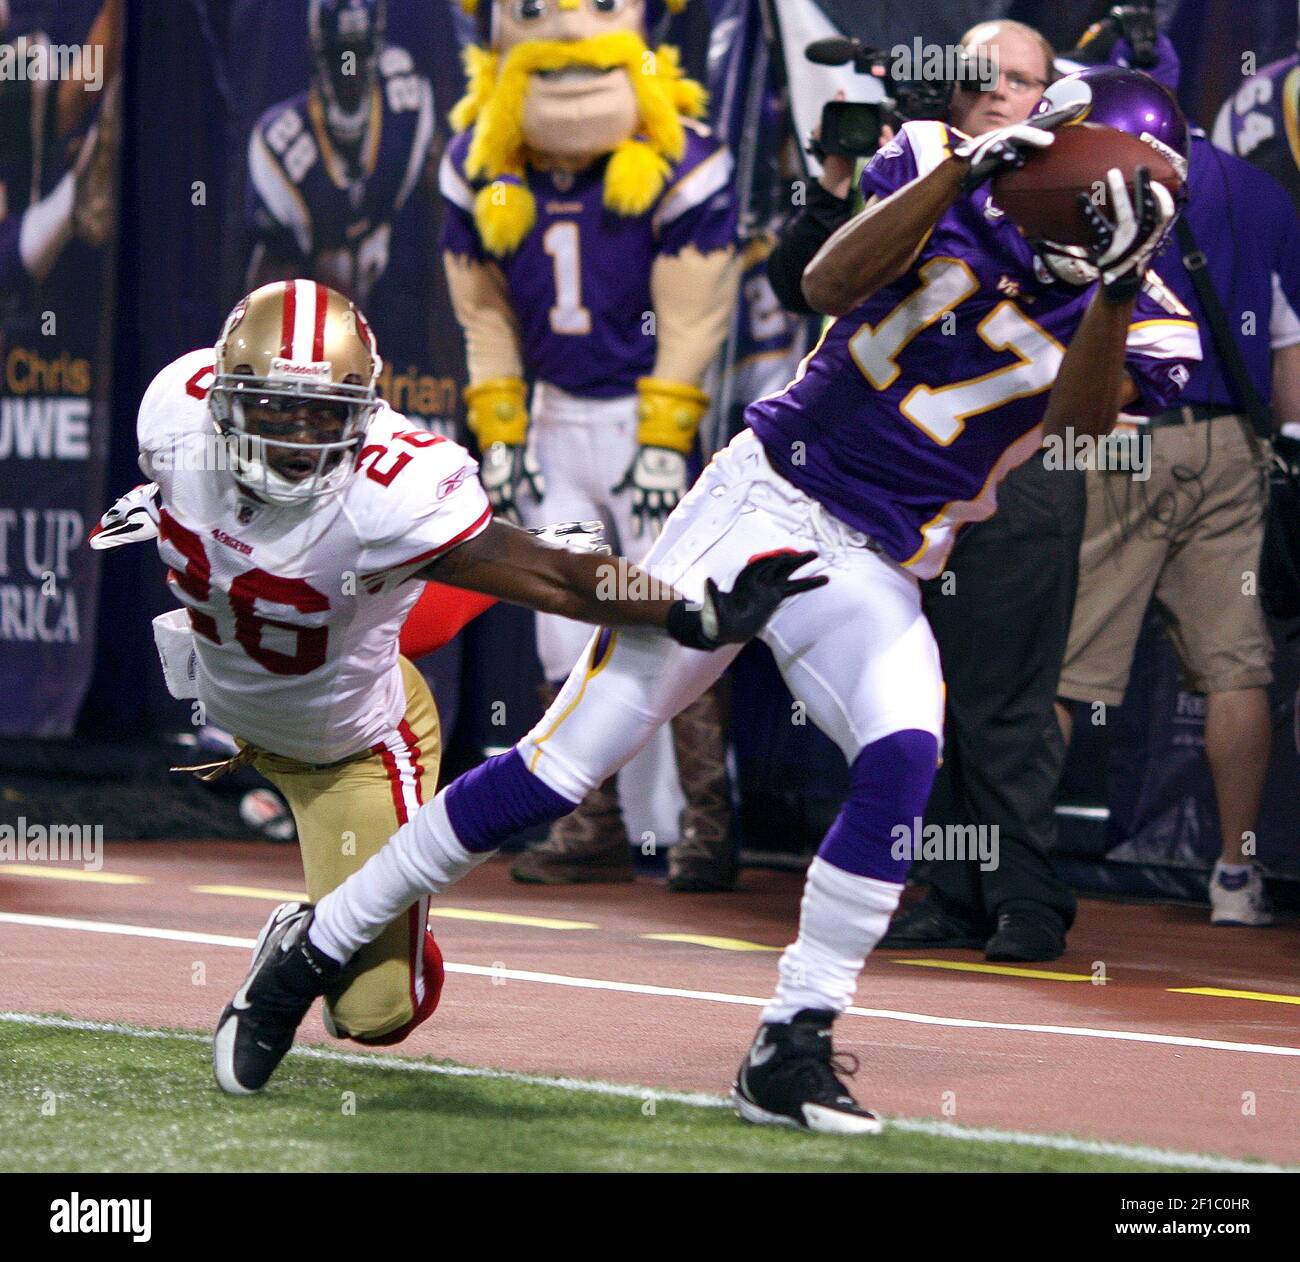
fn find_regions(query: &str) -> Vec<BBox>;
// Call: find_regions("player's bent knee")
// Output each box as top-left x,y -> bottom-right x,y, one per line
817,729 -> 941,885
327,926 -> 445,1044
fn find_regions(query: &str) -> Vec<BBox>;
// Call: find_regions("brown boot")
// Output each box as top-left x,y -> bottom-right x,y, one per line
510,683 -> 635,885
666,683 -> 738,892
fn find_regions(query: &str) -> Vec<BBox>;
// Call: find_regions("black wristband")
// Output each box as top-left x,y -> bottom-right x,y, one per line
1103,273 -> 1142,304
666,599 -> 716,651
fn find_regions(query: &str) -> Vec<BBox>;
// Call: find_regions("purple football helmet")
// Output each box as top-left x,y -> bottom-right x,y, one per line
310,0 -> 387,147
1028,66 -> 1189,285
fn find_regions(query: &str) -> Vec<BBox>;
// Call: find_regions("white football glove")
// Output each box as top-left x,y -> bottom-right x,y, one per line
526,520 -> 610,554
953,121 -> 1055,192
479,441 -> 545,526
614,446 -> 687,539
1080,166 -> 1177,299
89,482 -> 161,549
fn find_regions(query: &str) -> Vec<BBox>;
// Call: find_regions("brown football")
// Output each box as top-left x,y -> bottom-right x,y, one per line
991,122 -> 1183,246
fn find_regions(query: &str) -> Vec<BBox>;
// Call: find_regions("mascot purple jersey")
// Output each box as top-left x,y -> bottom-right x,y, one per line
439,122 -> 736,398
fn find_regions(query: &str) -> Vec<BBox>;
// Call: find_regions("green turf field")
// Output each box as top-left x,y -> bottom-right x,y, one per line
0,1017 -> 1262,1173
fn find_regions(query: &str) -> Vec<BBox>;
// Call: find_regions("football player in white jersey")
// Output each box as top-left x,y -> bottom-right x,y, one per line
125,278 -> 819,1064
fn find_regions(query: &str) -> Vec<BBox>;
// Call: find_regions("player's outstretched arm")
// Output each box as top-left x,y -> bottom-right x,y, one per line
802,120 -> 1067,316
417,520 -> 826,650
801,163 -> 966,317
1042,166 -> 1176,441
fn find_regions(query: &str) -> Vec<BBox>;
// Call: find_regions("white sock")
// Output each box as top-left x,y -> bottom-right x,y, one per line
762,857 -> 902,1023
309,791 -> 493,963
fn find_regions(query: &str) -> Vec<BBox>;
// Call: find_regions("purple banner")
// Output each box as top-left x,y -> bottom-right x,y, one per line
0,0 -> 122,736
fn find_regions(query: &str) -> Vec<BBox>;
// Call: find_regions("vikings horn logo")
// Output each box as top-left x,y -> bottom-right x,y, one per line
455,0 -> 702,255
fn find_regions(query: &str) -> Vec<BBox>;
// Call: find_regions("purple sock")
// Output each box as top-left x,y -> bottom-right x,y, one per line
445,748 -> 578,853
817,729 -> 940,883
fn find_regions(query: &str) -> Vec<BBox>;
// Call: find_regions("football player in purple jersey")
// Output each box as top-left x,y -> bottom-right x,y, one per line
244,0 -> 435,304
1212,3 -> 1300,210
214,67 -> 1202,1131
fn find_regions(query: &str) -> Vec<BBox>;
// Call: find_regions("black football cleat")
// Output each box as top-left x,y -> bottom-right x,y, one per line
213,902 -> 343,1095
732,1009 -> 883,1135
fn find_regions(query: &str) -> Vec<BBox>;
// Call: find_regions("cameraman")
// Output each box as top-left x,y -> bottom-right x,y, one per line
770,20 -> 1084,962
768,20 -> 1054,312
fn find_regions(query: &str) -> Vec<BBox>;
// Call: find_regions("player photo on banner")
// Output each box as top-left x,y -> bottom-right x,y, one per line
0,0 -> 122,736
216,0 -> 469,437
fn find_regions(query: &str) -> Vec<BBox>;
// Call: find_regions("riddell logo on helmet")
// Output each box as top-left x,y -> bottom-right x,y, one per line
269,357 -> 333,381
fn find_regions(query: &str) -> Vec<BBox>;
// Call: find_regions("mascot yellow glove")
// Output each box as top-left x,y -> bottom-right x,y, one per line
463,377 -> 542,523
635,377 -> 709,453
614,378 -> 709,537
464,377 -> 529,448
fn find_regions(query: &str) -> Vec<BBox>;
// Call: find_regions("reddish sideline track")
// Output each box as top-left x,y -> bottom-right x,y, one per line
1,842 -> 1298,1166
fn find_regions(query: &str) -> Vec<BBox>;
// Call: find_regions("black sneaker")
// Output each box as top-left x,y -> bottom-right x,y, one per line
732,1009 -> 882,1135
984,905 -> 1067,963
213,903 -> 343,1095
878,896 -> 989,950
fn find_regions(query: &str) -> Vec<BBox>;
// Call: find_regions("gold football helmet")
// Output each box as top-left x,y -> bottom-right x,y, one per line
209,280 -> 382,504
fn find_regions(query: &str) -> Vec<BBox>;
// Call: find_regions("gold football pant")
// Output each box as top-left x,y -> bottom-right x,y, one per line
252,657 -> 444,1043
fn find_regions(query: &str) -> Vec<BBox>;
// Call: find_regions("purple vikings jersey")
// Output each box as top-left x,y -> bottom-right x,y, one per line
439,121 -> 738,398
246,46 -> 434,303
746,121 -> 1202,580
1213,55 -> 1300,210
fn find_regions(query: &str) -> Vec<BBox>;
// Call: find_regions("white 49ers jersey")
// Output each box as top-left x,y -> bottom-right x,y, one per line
138,349 -> 491,764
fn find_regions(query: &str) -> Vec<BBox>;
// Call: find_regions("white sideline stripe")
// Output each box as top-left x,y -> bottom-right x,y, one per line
0,1012 -> 1287,1174
4,911 -> 1300,1061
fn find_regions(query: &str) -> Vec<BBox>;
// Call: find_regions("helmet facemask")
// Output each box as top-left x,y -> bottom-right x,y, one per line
210,373 -> 378,506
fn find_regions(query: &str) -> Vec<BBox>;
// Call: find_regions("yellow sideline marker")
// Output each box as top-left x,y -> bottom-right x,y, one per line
890,958 -> 1093,983
1170,987 -> 1300,1007
428,908 -> 596,931
192,884 -> 308,902
642,933 -> 780,952
1,864 -> 149,885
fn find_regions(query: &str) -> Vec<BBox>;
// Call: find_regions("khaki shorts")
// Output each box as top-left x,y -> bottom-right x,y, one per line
1058,415 -> 1273,706
252,657 -> 442,1042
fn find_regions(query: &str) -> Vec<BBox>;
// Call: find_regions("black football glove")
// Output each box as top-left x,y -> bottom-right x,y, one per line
667,550 -> 827,651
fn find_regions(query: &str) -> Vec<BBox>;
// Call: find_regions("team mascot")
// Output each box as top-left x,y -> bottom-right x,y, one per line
441,0 -> 742,890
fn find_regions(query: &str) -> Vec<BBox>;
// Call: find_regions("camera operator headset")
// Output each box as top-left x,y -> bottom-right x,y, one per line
766,19 -> 1054,314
